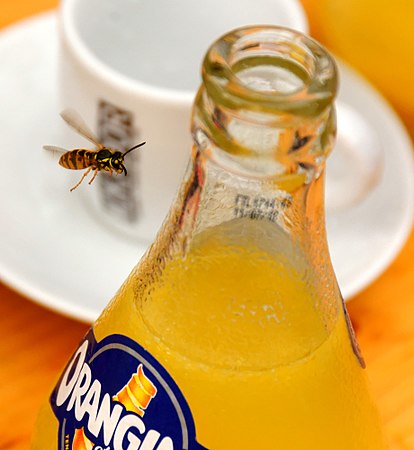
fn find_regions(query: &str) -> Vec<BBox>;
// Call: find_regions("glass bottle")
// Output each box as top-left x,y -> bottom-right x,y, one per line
32,26 -> 388,450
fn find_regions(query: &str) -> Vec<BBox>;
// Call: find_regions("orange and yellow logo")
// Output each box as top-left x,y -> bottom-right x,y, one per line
71,364 -> 157,449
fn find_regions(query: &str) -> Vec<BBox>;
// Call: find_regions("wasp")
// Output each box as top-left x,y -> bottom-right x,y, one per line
44,109 -> 145,192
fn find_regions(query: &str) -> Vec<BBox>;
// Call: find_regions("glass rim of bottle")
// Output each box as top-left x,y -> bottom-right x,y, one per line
201,25 -> 338,117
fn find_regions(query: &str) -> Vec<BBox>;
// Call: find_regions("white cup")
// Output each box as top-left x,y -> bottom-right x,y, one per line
58,0 -> 309,243
57,0 -> 383,244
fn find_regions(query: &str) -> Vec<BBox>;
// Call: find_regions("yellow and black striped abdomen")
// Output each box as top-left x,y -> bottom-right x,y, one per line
59,149 -> 96,170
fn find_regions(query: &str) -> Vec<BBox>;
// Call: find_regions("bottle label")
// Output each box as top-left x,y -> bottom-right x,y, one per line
50,330 -> 207,450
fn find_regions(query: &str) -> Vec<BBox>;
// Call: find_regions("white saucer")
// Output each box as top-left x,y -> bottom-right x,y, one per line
1,13 -> 413,323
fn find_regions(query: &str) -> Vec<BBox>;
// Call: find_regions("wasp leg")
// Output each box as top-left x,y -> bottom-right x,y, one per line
88,168 -> 100,185
70,167 -> 92,192
107,167 -> 114,177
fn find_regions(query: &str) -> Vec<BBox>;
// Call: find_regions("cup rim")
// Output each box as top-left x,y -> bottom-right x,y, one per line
60,0 -> 308,105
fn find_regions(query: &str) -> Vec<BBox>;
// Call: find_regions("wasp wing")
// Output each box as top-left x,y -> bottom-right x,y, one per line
43,145 -> 68,154
60,109 -> 103,148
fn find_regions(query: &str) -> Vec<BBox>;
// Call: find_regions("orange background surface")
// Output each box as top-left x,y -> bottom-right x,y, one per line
1,1 -> 414,449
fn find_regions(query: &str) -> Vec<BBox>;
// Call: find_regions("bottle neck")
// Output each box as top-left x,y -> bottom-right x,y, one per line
188,26 -> 337,248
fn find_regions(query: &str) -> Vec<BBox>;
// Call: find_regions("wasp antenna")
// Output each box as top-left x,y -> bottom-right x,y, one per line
123,141 -> 146,156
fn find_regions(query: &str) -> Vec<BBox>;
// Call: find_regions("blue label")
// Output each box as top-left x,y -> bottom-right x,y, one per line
50,330 -> 207,450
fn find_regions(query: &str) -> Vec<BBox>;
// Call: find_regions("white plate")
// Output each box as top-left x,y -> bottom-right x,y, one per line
1,13 -> 413,323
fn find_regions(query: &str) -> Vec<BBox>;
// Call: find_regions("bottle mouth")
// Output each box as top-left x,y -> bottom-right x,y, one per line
202,26 -> 338,117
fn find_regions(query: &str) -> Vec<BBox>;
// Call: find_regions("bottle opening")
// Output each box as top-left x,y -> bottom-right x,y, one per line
202,26 -> 337,115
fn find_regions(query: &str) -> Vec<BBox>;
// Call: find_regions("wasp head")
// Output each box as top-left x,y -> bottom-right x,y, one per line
110,151 -> 127,175
97,142 -> 145,177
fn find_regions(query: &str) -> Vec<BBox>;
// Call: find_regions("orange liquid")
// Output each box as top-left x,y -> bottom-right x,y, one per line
32,220 -> 387,449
